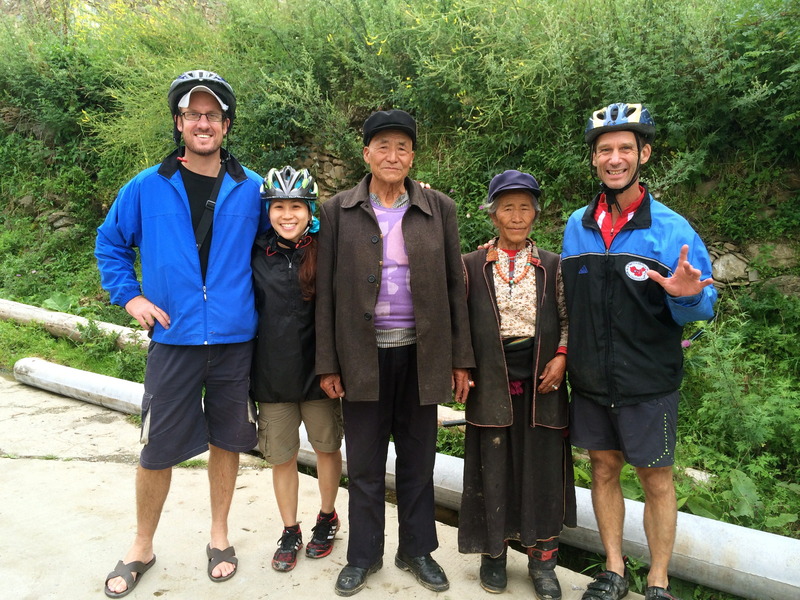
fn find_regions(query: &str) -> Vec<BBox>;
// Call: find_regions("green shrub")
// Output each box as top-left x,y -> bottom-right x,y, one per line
436,426 -> 465,459
679,287 -> 800,535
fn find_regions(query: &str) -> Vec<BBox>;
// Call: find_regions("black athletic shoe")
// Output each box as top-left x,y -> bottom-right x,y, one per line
306,511 -> 339,559
272,526 -> 303,572
645,586 -> 681,600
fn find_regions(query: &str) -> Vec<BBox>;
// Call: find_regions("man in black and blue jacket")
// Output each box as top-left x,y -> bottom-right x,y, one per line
561,103 -> 717,600
96,70 -> 267,597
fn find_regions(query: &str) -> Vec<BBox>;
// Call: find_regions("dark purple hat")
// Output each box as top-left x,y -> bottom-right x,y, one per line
487,170 -> 541,209
363,109 -> 417,148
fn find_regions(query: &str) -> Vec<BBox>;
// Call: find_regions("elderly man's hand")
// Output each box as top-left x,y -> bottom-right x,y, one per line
320,373 -> 345,399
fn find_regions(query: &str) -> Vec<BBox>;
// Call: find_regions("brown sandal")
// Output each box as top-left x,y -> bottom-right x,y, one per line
206,544 -> 238,582
104,555 -> 156,598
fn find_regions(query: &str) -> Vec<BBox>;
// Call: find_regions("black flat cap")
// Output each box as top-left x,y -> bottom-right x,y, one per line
363,109 -> 417,148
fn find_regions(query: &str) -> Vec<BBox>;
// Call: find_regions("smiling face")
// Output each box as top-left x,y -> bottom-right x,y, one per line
592,130 -> 651,189
269,199 -> 312,244
363,130 -> 415,186
490,191 -> 538,250
175,90 -> 229,159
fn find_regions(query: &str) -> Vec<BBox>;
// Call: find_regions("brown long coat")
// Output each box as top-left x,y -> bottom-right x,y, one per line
461,245 -> 569,427
315,175 -> 475,403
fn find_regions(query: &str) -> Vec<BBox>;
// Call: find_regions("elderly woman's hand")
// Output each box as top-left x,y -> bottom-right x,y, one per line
452,368 -> 472,403
537,354 -> 566,394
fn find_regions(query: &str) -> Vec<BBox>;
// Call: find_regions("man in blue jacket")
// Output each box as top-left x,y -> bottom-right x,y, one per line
561,103 -> 717,600
96,70 -> 267,597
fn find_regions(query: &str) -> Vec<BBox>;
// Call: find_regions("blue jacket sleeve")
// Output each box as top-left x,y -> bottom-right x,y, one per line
94,180 -> 143,308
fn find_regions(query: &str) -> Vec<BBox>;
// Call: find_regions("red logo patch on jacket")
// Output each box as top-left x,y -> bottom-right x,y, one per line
625,261 -> 650,281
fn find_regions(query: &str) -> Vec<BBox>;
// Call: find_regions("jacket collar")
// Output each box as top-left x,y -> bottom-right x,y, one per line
582,184 -> 653,231
342,174 -> 433,216
157,146 -> 247,182
255,228 -> 314,255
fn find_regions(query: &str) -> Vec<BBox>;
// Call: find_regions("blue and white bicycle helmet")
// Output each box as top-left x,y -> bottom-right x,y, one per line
584,102 -> 655,146
260,166 -> 320,235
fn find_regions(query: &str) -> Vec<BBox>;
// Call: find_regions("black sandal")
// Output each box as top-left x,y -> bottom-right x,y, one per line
645,586 -> 681,600
581,567 -> 629,600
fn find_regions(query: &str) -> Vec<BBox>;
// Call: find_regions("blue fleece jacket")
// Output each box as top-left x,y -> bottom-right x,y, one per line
95,149 -> 267,346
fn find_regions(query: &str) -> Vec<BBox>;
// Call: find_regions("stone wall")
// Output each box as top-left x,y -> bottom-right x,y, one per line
709,241 -> 799,295
297,146 -> 357,200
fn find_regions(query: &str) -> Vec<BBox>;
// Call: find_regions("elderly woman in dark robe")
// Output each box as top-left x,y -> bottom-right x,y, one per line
458,170 -> 576,600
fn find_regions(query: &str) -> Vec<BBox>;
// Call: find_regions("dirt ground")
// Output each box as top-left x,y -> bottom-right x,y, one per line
0,372 -> 639,600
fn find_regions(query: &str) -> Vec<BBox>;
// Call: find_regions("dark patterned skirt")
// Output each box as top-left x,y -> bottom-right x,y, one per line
457,378 -> 577,557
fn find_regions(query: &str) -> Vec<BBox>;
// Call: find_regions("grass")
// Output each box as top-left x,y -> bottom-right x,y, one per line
177,459 -> 208,469
0,319 -> 146,382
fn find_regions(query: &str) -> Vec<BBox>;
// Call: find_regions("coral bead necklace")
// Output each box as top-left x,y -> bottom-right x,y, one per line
494,243 -> 534,287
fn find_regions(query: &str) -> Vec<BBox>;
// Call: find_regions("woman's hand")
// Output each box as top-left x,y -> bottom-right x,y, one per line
537,354 -> 566,394
452,368 -> 472,403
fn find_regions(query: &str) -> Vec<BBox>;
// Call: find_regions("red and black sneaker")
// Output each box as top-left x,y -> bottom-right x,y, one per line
306,511 -> 339,559
272,525 -> 303,572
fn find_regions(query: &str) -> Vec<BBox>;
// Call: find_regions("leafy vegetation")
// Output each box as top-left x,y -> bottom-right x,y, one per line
1,2 -> 798,598
678,286 -> 800,537
436,426 -> 466,459
0,319 -> 146,382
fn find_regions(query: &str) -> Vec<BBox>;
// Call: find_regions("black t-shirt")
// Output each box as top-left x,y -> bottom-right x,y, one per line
179,163 -> 216,281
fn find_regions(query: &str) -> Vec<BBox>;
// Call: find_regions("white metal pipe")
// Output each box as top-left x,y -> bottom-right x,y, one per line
13,357 -> 800,599
13,357 -> 143,415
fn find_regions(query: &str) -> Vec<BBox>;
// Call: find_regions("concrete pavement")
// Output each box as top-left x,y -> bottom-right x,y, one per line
0,372 -> 642,600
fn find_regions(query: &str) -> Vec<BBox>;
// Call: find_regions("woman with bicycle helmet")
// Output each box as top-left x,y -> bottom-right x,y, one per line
250,166 -> 343,574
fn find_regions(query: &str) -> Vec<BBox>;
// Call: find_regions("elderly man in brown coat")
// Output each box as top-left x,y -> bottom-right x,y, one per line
316,109 -> 474,597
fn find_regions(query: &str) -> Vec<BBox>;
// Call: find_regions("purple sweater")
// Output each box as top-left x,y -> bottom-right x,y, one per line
373,204 -> 415,330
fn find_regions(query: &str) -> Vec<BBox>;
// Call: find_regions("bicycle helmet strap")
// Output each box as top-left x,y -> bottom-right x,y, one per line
599,135 -> 644,214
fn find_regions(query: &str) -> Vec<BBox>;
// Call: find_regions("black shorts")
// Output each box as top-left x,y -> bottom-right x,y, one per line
570,391 -> 678,468
139,341 -> 257,469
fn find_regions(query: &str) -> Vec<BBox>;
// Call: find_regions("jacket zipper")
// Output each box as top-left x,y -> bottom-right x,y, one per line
604,246 -> 616,406
203,284 -> 208,345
